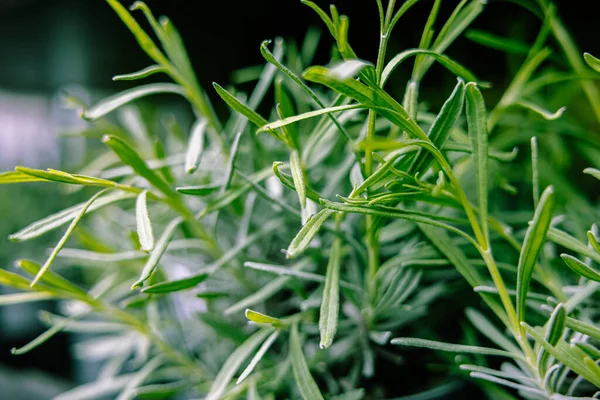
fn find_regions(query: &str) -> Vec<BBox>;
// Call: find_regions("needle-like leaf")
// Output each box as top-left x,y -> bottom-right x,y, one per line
136,191 -> 154,252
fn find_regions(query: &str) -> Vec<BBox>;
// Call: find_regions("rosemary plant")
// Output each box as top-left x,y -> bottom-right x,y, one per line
1,0 -> 600,399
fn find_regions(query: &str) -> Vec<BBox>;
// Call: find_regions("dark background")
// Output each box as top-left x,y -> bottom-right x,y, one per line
1,0 -> 598,96
0,0 -> 598,398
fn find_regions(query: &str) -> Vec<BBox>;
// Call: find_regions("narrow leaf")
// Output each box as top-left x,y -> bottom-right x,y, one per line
560,254 -> 600,282
205,328 -> 273,400
213,83 -> 268,128
584,52 -> 600,73
136,191 -> 154,252
290,150 -> 307,221
516,186 -> 554,323
465,82 -> 489,244
410,79 -> 465,174
31,190 -> 109,287
290,323 -> 325,400
258,104 -> 362,133
141,274 -> 208,294
18,260 -> 89,299
245,309 -> 282,327
319,237 -> 341,349
0,171 -> 45,184
391,337 -> 524,360
112,65 -> 165,81
83,84 -> 186,121
286,209 -> 335,259
382,49 -> 480,86
176,184 -> 221,196
185,119 -> 207,174
103,135 -> 175,198
237,330 -> 280,384
132,216 -> 183,289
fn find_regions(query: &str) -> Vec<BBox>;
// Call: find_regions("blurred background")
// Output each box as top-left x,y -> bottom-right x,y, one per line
0,0 -> 598,398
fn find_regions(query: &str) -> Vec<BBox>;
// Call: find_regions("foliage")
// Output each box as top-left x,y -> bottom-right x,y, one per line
1,0 -> 600,398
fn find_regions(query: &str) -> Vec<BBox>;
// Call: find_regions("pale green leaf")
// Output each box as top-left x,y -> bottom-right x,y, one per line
237,330 -> 280,384
584,52 -> 600,73
205,328 -> 273,400
112,65 -> 165,81
185,119 -> 207,174
516,186 -> 554,323
465,82 -> 489,243
390,337 -> 524,360
560,254 -> 600,282
290,323 -> 325,400
132,216 -> 183,289
319,237 -> 342,349
286,209 -> 335,259
83,84 -> 185,121
31,189 -> 109,287
136,191 -> 154,252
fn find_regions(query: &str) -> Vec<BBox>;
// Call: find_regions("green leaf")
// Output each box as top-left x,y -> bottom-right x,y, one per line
410,79 -> 465,174
112,65 -> 165,81
136,191 -> 154,252
301,0 -> 335,37
12,312 -> 85,355
272,162 -> 322,203
258,104 -> 362,133
290,150 -> 307,220
290,323 -> 325,400
0,171 -> 45,184
83,84 -> 186,121
132,216 -> 183,289
132,381 -> 190,399
199,167 -> 272,216
32,189 -> 109,287
584,52 -> 600,73
538,303 -> 566,374
8,191 -> 131,241
512,100 -> 566,120
522,322 -> 600,387
105,0 -> 170,67
141,273 -> 208,294
237,330 -> 280,384
14,167 -> 115,187
176,184 -> 221,196
260,40 -> 355,147
103,135 -> 175,198
584,167 -> 600,181
303,66 -> 427,141
0,268 -> 38,291
245,309 -> 282,327
382,49 -> 480,86
0,292 -> 54,306
516,186 -> 554,323
213,83 -> 268,128
565,316 -> 600,341
321,200 -> 476,248
560,254 -> 600,282
319,236 -> 341,349
390,337 -> 524,360
185,119 -> 207,174
286,209 -> 335,259
205,328 -> 273,400
465,82 -> 489,243
548,227 -> 600,264
17,260 -> 89,300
